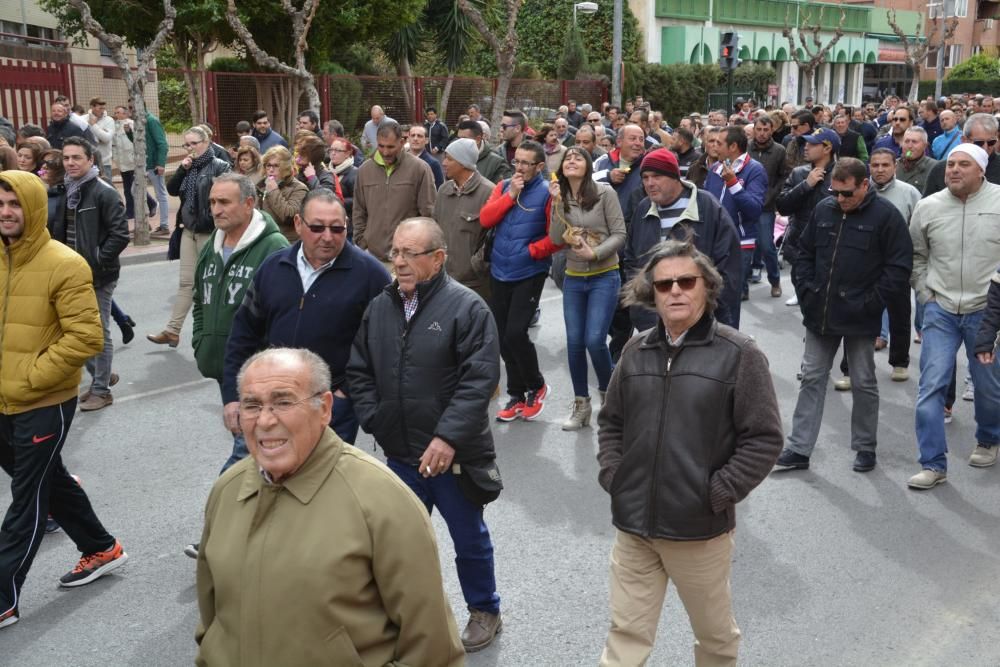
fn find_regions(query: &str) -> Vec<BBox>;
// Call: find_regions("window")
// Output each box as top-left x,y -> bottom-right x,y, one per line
947,44 -> 963,67
952,0 -> 968,18
99,39 -> 113,58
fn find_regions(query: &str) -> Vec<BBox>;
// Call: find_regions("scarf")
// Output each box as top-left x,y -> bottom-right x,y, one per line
65,165 -> 100,210
183,149 -> 216,207
332,157 -> 353,177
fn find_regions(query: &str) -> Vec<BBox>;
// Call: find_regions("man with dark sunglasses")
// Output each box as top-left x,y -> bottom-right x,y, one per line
223,188 -> 391,453
775,158 -> 912,474
923,113 -> 1000,197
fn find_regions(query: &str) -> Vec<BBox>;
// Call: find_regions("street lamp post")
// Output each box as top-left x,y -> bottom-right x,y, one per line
612,0 -> 622,107
573,1 -> 598,25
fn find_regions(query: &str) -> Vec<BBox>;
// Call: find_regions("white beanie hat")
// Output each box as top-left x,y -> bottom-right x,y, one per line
949,143 -> 988,172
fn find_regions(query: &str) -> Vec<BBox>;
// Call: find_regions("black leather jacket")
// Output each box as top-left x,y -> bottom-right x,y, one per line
597,313 -> 783,540
792,188 -> 913,337
48,178 -> 129,288
347,270 -> 500,466
166,158 -> 230,233
775,160 -> 835,256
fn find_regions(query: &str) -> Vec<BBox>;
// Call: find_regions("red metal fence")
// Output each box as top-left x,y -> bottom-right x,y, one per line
1,61 -> 606,146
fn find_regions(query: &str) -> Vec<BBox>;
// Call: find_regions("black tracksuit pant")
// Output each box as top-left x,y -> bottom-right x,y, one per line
0,398 -> 115,613
490,273 -> 547,398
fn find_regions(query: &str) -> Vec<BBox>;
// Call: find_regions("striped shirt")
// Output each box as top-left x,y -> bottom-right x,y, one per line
657,197 -> 691,240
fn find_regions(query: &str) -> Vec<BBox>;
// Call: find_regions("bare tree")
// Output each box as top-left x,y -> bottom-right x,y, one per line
66,0 -> 175,247
782,6 -> 847,104
458,0 -> 523,140
225,0 -> 321,134
886,8 -> 959,102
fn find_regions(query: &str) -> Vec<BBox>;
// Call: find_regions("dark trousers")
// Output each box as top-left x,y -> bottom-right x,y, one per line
387,458 -> 500,615
0,398 -> 115,612
490,273 -> 547,397
608,266 -> 633,363
120,169 -> 157,220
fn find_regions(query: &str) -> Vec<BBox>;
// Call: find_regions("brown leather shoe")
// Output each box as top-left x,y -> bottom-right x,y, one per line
770,284 -> 782,298
79,393 -> 113,412
462,609 -> 502,652
81,372 -> 118,403
147,331 -> 179,347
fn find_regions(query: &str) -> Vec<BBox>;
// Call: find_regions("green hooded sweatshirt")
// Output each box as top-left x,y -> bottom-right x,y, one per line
192,209 -> 288,382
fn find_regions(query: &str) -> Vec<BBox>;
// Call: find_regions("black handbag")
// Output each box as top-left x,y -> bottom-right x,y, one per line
455,460 -> 503,506
166,224 -> 183,260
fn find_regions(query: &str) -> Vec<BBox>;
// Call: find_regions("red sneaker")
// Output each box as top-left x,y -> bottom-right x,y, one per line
59,540 -> 128,587
496,397 -> 525,422
521,384 -> 549,420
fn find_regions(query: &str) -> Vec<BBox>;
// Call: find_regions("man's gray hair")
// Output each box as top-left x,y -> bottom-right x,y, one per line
621,238 -> 723,313
237,348 -> 331,401
903,126 -> 929,143
964,112 -> 999,138
376,119 -> 403,140
617,123 -> 644,142
575,124 -> 595,140
212,172 -> 256,202
396,217 -> 447,252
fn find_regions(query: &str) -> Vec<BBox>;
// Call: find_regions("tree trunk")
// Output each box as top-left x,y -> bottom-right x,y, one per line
302,74 -> 320,114
491,60 -> 513,146
908,63 -> 921,102
396,59 -> 415,123
131,80 -> 151,247
440,73 -> 455,121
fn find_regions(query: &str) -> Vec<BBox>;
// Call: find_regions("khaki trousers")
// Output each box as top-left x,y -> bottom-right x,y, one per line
600,530 -> 740,667
166,228 -> 212,335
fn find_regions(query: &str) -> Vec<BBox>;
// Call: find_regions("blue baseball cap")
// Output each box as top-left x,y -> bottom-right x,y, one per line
802,127 -> 841,152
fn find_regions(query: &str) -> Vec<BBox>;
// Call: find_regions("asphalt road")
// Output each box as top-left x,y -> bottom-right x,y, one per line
3,260 -> 999,666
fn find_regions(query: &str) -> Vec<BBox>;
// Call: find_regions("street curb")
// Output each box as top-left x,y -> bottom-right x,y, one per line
121,248 -> 169,266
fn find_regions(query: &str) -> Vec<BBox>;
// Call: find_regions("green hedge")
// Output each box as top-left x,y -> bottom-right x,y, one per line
918,79 -> 1000,98
328,76 -> 363,136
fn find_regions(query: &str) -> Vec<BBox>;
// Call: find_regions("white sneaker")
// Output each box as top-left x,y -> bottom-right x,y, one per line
962,384 -> 975,401
969,445 -> 998,468
834,376 -> 851,391
785,295 -> 798,306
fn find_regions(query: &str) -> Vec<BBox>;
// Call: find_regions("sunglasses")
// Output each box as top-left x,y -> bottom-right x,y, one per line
829,188 -> 857,198
302,223 -> 347,235
653,275 -> 702,292
971,139 -> 998,147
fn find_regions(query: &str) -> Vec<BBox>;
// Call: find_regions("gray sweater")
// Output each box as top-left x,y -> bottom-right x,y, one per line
547,182 -> 626,275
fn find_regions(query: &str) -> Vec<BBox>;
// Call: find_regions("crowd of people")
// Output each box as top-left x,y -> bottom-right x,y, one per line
0,87 -> 999,666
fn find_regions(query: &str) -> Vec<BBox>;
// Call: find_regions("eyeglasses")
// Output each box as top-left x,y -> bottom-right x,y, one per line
971,139 -> 998,148
829,188 -> 857,198
264,163 -> 280,169
239,392 -> 322,419
511,159 -> 542,168
183,140 -> 206,148
302,222 -> 347,235
892,117 -> 909,123
330,148 -> 349,154
500,123 -> 518,129
652,275 -> 702,293
388,247 -> 439,262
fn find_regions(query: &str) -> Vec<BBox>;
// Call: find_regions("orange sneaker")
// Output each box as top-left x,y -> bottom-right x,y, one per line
0,607 -> 18,629
59,540 -> 128,587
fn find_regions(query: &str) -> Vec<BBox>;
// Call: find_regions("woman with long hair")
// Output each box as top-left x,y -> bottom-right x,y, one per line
259,145 -> 308,242
539,123 -> 567,176
547,146 -> 626,430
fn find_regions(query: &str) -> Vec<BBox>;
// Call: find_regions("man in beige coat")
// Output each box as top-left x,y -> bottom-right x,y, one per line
195,347 -> 464,666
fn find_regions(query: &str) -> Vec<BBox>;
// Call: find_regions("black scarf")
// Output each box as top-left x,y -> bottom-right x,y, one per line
183,149 -> 216,206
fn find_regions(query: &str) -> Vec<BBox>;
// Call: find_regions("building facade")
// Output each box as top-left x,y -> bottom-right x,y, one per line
629,0 -> 928,105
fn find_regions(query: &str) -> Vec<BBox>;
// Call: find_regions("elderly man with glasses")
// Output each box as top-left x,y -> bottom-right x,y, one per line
349,217 -> 505,653
196,347 -> 464,666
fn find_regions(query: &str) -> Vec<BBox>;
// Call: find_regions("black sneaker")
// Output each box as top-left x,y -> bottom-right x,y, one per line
45,515 -> 61,534
59,540 -> 127,587
184,543 -> 199,559
774,449 -> 810,470
119,317 -> 135,345
853,451 -> 877,473
529,307 -> 541,328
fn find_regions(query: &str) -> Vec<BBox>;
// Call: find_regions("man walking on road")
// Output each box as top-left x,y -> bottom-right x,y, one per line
224,190 -> 390,448
775,158 -> 913,474
908,143 -> 1000,489
349,218 -> 504,653
48,137 -> 130,412
0,171 -> 127,630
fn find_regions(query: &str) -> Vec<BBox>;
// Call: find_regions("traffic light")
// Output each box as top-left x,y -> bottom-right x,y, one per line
719,32 -> 740,71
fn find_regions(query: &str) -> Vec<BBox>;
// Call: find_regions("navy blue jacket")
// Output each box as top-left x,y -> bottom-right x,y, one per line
702,156 -> 767,250
222,241 -> 391,403
593,149 -> 645,222
479,174 -> 559,282
417,149 -> 444,189
624,182 -> 742,331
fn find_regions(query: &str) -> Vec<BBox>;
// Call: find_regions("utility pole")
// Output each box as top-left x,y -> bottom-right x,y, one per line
612,0 -> 622,107
934,1 -> 948,99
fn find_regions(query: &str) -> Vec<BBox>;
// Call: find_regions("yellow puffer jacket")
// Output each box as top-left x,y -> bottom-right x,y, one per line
0,171 -> 103,415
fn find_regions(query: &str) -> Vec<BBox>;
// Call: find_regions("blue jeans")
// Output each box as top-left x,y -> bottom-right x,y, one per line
85,281 -> 116,396
752,212 -> 780,286
387,458 -> 500,614
915,302 -> 1000,472
563,270 -> 620,397
219,394 -> 359,474
146,168 -> 169,230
